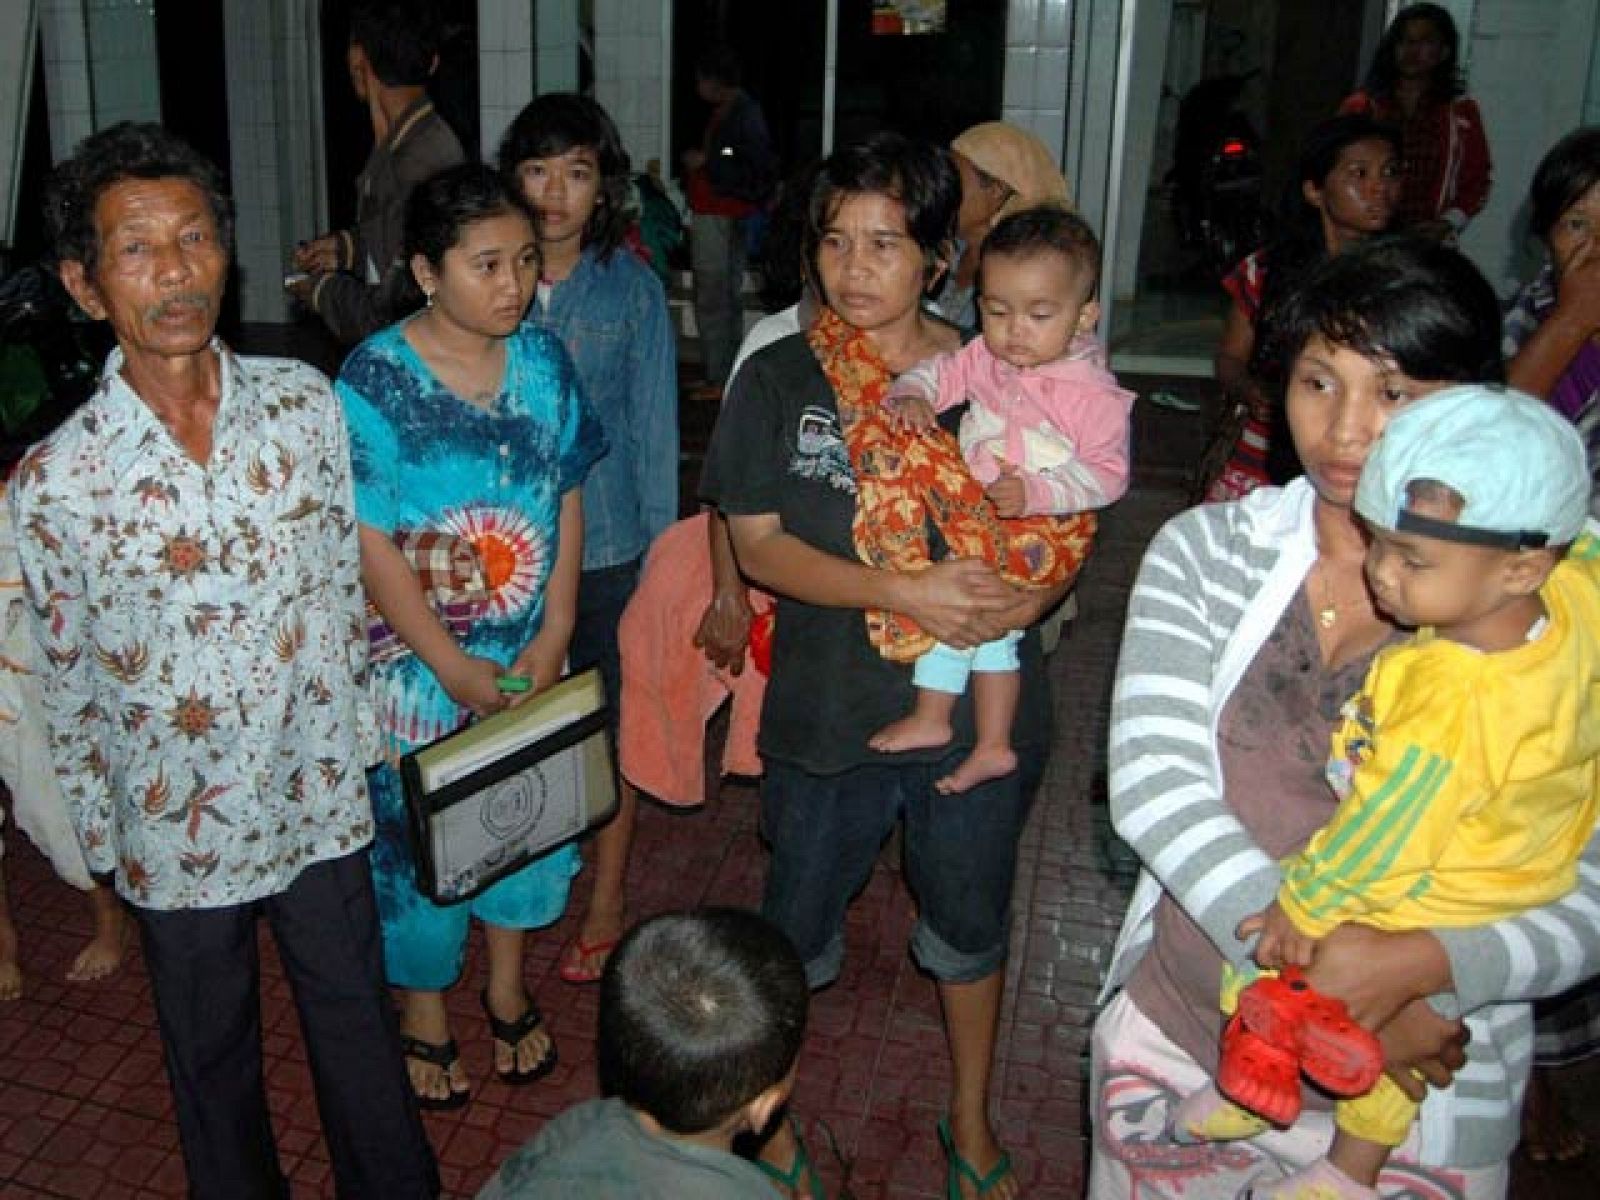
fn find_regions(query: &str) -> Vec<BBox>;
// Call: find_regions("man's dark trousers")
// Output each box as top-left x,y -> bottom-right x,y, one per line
136,850 -> 438,1199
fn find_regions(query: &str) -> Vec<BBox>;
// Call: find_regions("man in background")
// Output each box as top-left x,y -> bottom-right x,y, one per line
290,0 -> 464,346
682,45 -> 776,396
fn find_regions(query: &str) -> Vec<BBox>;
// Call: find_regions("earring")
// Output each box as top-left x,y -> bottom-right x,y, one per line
424,288 -> 434,309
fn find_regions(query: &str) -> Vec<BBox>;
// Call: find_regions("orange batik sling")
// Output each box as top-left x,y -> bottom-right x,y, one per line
807,306 -> 1096,662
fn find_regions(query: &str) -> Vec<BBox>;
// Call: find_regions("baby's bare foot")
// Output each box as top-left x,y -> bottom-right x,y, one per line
934,745 -> 1018,795
869,714 -> 953,754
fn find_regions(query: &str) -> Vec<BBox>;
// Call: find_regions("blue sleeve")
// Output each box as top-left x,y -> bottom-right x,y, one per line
335,345 -> 404,535
626,268 -> 680,544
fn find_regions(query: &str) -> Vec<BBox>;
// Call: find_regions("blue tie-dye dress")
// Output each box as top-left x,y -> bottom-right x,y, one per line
337,318 -> 606,989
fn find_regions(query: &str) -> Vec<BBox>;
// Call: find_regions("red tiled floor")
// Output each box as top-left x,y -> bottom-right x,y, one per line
4,382 -> 1600,1198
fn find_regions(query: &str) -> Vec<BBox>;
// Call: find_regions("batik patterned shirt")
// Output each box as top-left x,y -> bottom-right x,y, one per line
8,343 -> 379,911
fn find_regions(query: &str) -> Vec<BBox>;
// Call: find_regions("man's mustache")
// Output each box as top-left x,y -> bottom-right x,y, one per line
144,293 -> 214,321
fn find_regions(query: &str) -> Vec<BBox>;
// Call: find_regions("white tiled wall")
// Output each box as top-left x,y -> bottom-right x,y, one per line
478,0 -> 533,159
1458,0 -> 1600,291
1017,0 -> 1171,310
593,0 -> 670,177
40,0 -> 96,157
1003,0 -> 1074,162
223,0 -> 323,323
84,0 -> 160,128
534,0 -> 578,98
1,3 -> 37,246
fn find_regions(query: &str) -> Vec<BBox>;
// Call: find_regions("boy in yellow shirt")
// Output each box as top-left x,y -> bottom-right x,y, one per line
1175,384 -> 1600,1200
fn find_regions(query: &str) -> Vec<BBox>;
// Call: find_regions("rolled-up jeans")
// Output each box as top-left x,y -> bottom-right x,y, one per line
759,747 -> 1038,989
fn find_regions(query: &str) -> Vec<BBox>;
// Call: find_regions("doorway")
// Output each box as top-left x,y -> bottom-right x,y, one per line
1098,0 -> 1370,375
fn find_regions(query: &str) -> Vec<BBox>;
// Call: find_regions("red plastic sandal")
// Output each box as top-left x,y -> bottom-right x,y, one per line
1217,1012 -> 1304,1127
1236,967 -> 1384,1097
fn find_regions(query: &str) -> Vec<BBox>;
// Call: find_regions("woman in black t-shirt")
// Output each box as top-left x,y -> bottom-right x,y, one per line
701,132 -> 1065,1200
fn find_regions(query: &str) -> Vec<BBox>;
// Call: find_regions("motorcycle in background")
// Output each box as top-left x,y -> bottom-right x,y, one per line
1168,72 -> 1269,281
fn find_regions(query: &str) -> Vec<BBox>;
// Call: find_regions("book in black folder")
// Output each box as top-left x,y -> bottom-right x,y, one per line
400,669 -> 616,903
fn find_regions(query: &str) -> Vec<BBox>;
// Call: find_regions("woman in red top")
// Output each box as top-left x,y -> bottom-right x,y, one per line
1340,3 -> 1491,242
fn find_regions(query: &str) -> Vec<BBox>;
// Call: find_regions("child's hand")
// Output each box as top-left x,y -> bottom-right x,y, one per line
693,587 -> 755,675
1238,901 -> 1316,970
883,391 -> 937,432
437,653 -> 511,719
986,464 -> 1027,518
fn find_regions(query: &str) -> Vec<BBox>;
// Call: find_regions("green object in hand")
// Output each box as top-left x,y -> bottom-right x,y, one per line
496,675 -> 532,694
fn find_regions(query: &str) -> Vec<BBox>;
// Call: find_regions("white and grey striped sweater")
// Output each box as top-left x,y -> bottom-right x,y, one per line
1100,477 -> 1600,1169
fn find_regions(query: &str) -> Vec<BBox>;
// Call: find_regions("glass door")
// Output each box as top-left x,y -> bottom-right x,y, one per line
1085,0 -> 1373,376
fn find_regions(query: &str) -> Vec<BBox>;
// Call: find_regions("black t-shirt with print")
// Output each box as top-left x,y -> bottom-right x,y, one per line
699,332 -> 1053,776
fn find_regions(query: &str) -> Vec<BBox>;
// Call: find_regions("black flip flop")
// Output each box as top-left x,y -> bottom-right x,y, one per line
398,1033 -> 470,1111
480,989 -> 559,1084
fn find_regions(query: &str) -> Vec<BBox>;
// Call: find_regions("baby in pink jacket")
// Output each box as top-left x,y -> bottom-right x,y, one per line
875,207 -> 1133,793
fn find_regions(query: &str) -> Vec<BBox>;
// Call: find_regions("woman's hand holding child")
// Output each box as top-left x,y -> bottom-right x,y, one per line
899,557 -> 1015,649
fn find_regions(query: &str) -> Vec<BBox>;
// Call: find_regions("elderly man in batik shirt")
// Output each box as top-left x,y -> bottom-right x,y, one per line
8,122 -> 438,1200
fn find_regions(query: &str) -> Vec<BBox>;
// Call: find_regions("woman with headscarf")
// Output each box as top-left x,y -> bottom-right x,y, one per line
934,121 -> 1073,331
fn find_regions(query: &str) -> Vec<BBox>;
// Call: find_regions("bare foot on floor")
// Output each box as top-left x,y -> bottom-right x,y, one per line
0,915 -> 21,1001
1522,1064 -> 1589,1164
65,890 -> 128,983
869,714 -> 953,754
935,745 -> 1018,795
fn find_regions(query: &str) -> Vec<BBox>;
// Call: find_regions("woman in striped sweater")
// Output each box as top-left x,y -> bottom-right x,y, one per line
1089,237 -> 1600,1199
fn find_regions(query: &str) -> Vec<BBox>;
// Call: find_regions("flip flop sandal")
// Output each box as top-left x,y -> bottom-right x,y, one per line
755,1117 -> 827,1199
1237,968 -> 1384,1096
557,935 -> 620,985
937,1116 -> 1014,1200
398,1033 -> 470,1111
480,989 -> 559,1085
1217,1013 -> 1303,1127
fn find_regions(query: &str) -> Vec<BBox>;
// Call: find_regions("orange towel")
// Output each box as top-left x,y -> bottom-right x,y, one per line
618,514 -> 769,806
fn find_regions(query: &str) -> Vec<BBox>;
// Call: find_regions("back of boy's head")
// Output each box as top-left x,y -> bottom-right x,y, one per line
979,205 -> 1100,295
598,908 -> 808,1135
1356,383 -> 1591,551
350,0 -> 441,87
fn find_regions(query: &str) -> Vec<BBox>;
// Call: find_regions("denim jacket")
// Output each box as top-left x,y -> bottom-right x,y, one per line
531,245 -> 679,570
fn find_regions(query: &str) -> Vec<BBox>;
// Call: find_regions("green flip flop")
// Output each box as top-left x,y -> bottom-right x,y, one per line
755,1117 -> 827,1199
937,1117 -> 1015,1199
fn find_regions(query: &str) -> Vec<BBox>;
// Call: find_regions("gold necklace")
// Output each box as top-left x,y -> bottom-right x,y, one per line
1314,564 -> 1344,629
1314,561 -> 1370,629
